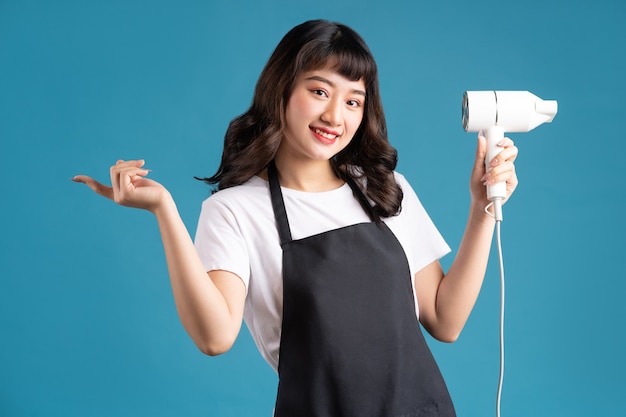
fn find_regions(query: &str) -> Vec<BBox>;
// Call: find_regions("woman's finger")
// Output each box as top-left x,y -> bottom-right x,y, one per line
71,175 -> 114,200
110,160 -> 146,192
74,159 -> 163,210
471,135 -> 488,179
494,146 -> 518,165
488,139 -> 518,166
484,161 -> 515,184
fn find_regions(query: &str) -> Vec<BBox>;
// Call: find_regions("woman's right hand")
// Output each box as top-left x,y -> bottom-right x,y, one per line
73,159 -> 171,213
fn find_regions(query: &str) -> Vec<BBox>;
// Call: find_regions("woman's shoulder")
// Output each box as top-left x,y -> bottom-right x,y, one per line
200,176 -> 271,216
203,176 -> 267,201
381,170 -> 424,218
392,170 -> 409,185
390,170 -> 420,197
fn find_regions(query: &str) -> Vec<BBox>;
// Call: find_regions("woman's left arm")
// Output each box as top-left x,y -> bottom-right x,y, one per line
414,134 -> 518,343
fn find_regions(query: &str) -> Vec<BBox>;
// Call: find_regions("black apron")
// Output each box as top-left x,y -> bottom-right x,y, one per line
268,162 -> 455,417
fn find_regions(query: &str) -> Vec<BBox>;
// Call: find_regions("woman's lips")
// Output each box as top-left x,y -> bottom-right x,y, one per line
311,127 -> 340,144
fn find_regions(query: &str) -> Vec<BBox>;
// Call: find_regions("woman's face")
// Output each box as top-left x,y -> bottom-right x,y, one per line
279,66 -> 366,164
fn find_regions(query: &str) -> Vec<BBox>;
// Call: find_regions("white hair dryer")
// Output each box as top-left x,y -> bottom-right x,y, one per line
462,91 -> 558,221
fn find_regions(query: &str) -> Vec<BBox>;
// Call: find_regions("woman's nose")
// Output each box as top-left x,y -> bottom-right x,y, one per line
321,99 -> 342,126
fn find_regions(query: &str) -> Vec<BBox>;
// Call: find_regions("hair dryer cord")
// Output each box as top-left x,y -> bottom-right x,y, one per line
495,219 -> 505,417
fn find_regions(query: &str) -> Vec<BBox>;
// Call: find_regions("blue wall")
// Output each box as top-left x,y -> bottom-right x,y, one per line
1,0 -> 624,416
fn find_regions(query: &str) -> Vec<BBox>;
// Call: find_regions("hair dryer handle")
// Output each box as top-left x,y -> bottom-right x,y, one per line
484,126 -> 507,202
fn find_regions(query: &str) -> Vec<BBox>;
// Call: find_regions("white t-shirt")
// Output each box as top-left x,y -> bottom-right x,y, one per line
194,172 -> 450,372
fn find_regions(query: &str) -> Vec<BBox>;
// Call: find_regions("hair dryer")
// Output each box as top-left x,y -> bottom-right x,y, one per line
462,91 -> 558,221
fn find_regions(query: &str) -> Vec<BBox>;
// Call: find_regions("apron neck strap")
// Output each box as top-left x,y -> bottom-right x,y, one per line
268,161 -> 379,246
268,160 -> 293,246
344,174 -> 377,222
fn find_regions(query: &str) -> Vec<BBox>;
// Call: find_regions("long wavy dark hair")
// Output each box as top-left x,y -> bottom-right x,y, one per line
197,19 -> 402,219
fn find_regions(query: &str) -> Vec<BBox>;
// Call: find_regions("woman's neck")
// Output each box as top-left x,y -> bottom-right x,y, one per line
268,157 -> 344,192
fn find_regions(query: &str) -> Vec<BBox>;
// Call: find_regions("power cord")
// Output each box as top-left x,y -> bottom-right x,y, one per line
485,200 -> 505,417
495,220 -> 505,417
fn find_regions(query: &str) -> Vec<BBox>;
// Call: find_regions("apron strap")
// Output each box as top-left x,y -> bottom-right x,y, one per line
344,174 -> 377,222
268,160 -> 293,246
268,161 -> 379,243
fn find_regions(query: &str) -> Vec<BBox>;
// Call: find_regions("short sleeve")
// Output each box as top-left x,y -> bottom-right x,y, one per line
386,173 -> 451,280
193,196 -> 251,290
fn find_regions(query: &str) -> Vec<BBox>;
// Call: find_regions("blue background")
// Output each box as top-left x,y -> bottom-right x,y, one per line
1,0 -> 624,416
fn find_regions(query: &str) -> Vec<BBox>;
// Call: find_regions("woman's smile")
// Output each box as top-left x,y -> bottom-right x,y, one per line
311,126 -> 341,144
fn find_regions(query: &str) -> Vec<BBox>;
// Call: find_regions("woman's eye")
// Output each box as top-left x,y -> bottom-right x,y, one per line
312,89 -> 328,97
347,100 -> 360,107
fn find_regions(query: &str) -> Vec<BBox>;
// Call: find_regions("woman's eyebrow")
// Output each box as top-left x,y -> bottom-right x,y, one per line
304,75 -> 366,97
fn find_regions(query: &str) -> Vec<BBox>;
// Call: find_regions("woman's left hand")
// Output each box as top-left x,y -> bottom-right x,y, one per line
469,133 -> 519,207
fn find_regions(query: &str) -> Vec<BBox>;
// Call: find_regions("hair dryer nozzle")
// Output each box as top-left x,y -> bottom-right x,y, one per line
535,99 -> 558,123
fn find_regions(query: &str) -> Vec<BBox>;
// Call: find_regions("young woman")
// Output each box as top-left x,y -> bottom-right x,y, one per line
74,19 -> 518,417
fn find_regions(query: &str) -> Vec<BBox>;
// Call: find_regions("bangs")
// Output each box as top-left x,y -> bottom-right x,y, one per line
294,24 -> 377,86
329,48 -> 376,85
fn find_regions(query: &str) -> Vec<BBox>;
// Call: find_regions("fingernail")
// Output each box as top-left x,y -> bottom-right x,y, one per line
491,158 -> 499,166
478,130 -> 484,138
497,140 -> 505,146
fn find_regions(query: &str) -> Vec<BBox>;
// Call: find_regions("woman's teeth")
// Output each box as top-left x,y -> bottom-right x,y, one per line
314,128 -> 337,139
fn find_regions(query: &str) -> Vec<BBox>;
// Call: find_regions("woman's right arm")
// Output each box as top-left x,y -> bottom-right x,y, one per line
73,159 -> 246,356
